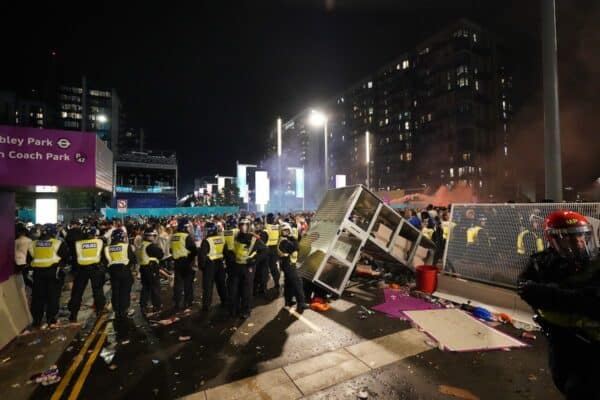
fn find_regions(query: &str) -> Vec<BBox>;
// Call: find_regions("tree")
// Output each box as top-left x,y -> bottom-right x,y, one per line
223,181 -> 242,206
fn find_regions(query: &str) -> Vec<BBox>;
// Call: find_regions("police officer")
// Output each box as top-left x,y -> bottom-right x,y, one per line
465,214 -> 491,261
253,217 -> 270,297
278,223 -> 308,312
198,221 -> 228,310
517,213 -> 545,257
170,219 -> 197,310
105,228 -> 137,319
68,226 -> 106,321
422,219 -> 435,240
229,218 -> 267,319
518,210 -> 600,398
264,213 -> 282,292
27,224 -> 69,328
137,227 -> 164,313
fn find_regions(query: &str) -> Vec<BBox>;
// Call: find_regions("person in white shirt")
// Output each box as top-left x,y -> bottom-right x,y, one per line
15,223 -> 33,289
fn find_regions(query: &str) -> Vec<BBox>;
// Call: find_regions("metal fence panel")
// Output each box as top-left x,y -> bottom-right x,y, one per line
443,203 -> 600,288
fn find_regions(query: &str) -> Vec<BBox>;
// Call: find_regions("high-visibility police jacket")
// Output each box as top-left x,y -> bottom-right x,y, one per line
29,239 -> 62,268
234,236 -> 257,265
422,227 -> 434,240
75,238 -> 104,266
466,226 -> 482,244
265,224 -> 280,246
137,241 -> 159,266
171,232 -> 191,260
291,227 -> 299,240
206,236 -> 225,260
517,230 -> 544,255
105,242 -> 130,266
277,237 -> 298,265
441,221 -> 455,241
223,228 -> 239,250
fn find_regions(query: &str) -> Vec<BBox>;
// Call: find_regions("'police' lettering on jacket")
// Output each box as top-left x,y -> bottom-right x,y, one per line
82,242 -> 98,249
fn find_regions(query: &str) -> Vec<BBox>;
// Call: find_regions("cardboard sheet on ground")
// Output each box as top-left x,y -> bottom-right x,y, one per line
403,309 -> 526,352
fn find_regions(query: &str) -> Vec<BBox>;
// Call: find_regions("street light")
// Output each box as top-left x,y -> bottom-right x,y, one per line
97,114 -> 108,124
308,109 -> 329,193
365,131 -> 370,189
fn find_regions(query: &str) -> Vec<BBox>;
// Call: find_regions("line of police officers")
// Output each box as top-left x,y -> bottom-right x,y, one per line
26,213 -> 308,327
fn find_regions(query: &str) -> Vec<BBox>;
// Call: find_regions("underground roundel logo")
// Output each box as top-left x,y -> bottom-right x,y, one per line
75,153 -> 87,164
57,138 -> 71,149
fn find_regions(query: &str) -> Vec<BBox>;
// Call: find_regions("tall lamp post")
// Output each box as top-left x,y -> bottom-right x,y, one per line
365,130 -> 370,189
308,109 -> 328,194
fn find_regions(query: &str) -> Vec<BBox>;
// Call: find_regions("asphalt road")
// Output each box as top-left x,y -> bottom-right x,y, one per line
24,275 -> 561,400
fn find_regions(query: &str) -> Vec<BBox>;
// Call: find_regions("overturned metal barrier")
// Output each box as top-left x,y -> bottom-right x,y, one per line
298,185 -> 435,296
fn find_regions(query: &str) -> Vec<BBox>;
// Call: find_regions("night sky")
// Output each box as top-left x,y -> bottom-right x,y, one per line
2,0 -> 598,194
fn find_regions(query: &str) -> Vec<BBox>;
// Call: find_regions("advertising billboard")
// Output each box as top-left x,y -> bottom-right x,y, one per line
0,125 -> 112,190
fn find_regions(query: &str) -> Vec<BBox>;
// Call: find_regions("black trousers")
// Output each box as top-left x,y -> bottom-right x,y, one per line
229,263 -> 256,316
202,258 -> 227,309
267,246 -> 281,288
68,265 -> 106,319
140,263 -> 161,310
547,330 -> 600,399
31,266 -> 60,326
173,258 -> 195,308
109,264 -> 133,317
281,261 -> 305,306
254,256 -> 269,294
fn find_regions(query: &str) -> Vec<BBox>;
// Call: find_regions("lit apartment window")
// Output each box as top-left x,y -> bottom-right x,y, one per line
457,65 -> 468,75
458,77 -> 470,87
385,118 -> 389,125
61,112 -> 67,118
450,168 -> 455,178
427,113 -> 432,122
475,80 -> 480,91
458,167 -> 464,177
504,146 -> 508,156
502,100 -> 507,110
462,153 -> 470,161
367,81 -> 373,89
399,134 -> 403,141
404,121 -> 410,130
396,63 -> 401,70
400,153 -> 404,161
36,113 -> 43,119
402,60 -> 410,69
406,152 -> 412,161
473,33 -> 478,43
368,107 -> 373,115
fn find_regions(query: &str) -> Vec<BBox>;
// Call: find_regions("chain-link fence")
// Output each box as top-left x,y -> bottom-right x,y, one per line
443,203 -> 600,288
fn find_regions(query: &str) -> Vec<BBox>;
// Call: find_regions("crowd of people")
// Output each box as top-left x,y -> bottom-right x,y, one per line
14,212 -> 316,329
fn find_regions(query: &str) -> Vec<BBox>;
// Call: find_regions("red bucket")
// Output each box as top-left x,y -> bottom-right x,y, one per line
415,265 -> 438,294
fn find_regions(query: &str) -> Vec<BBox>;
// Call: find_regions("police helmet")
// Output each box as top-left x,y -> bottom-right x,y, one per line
177,218 -> 190,232
111,228 -> 126,243
266,213 -> 275,224
144,227 -> 158,238
225,215 -> 237,229
204,221 -> 218,237
42,223 -> 58,238
280,222 -> 292,236
238,218 -> 251,227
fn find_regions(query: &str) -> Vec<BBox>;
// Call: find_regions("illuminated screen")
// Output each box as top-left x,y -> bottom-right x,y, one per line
295,168 -> 304,199
335,175 -> 346,188
36,199 -> 58,224
255,170 -> 270,205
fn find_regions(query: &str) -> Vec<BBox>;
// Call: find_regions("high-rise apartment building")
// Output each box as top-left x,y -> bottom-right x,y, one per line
270,19 -> 516,202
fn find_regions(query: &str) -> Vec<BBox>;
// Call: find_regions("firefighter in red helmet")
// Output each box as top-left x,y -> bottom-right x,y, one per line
518,210 -> 600,399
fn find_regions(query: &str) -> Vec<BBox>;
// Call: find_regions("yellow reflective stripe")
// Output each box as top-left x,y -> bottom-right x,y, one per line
234,237 -> 257,264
